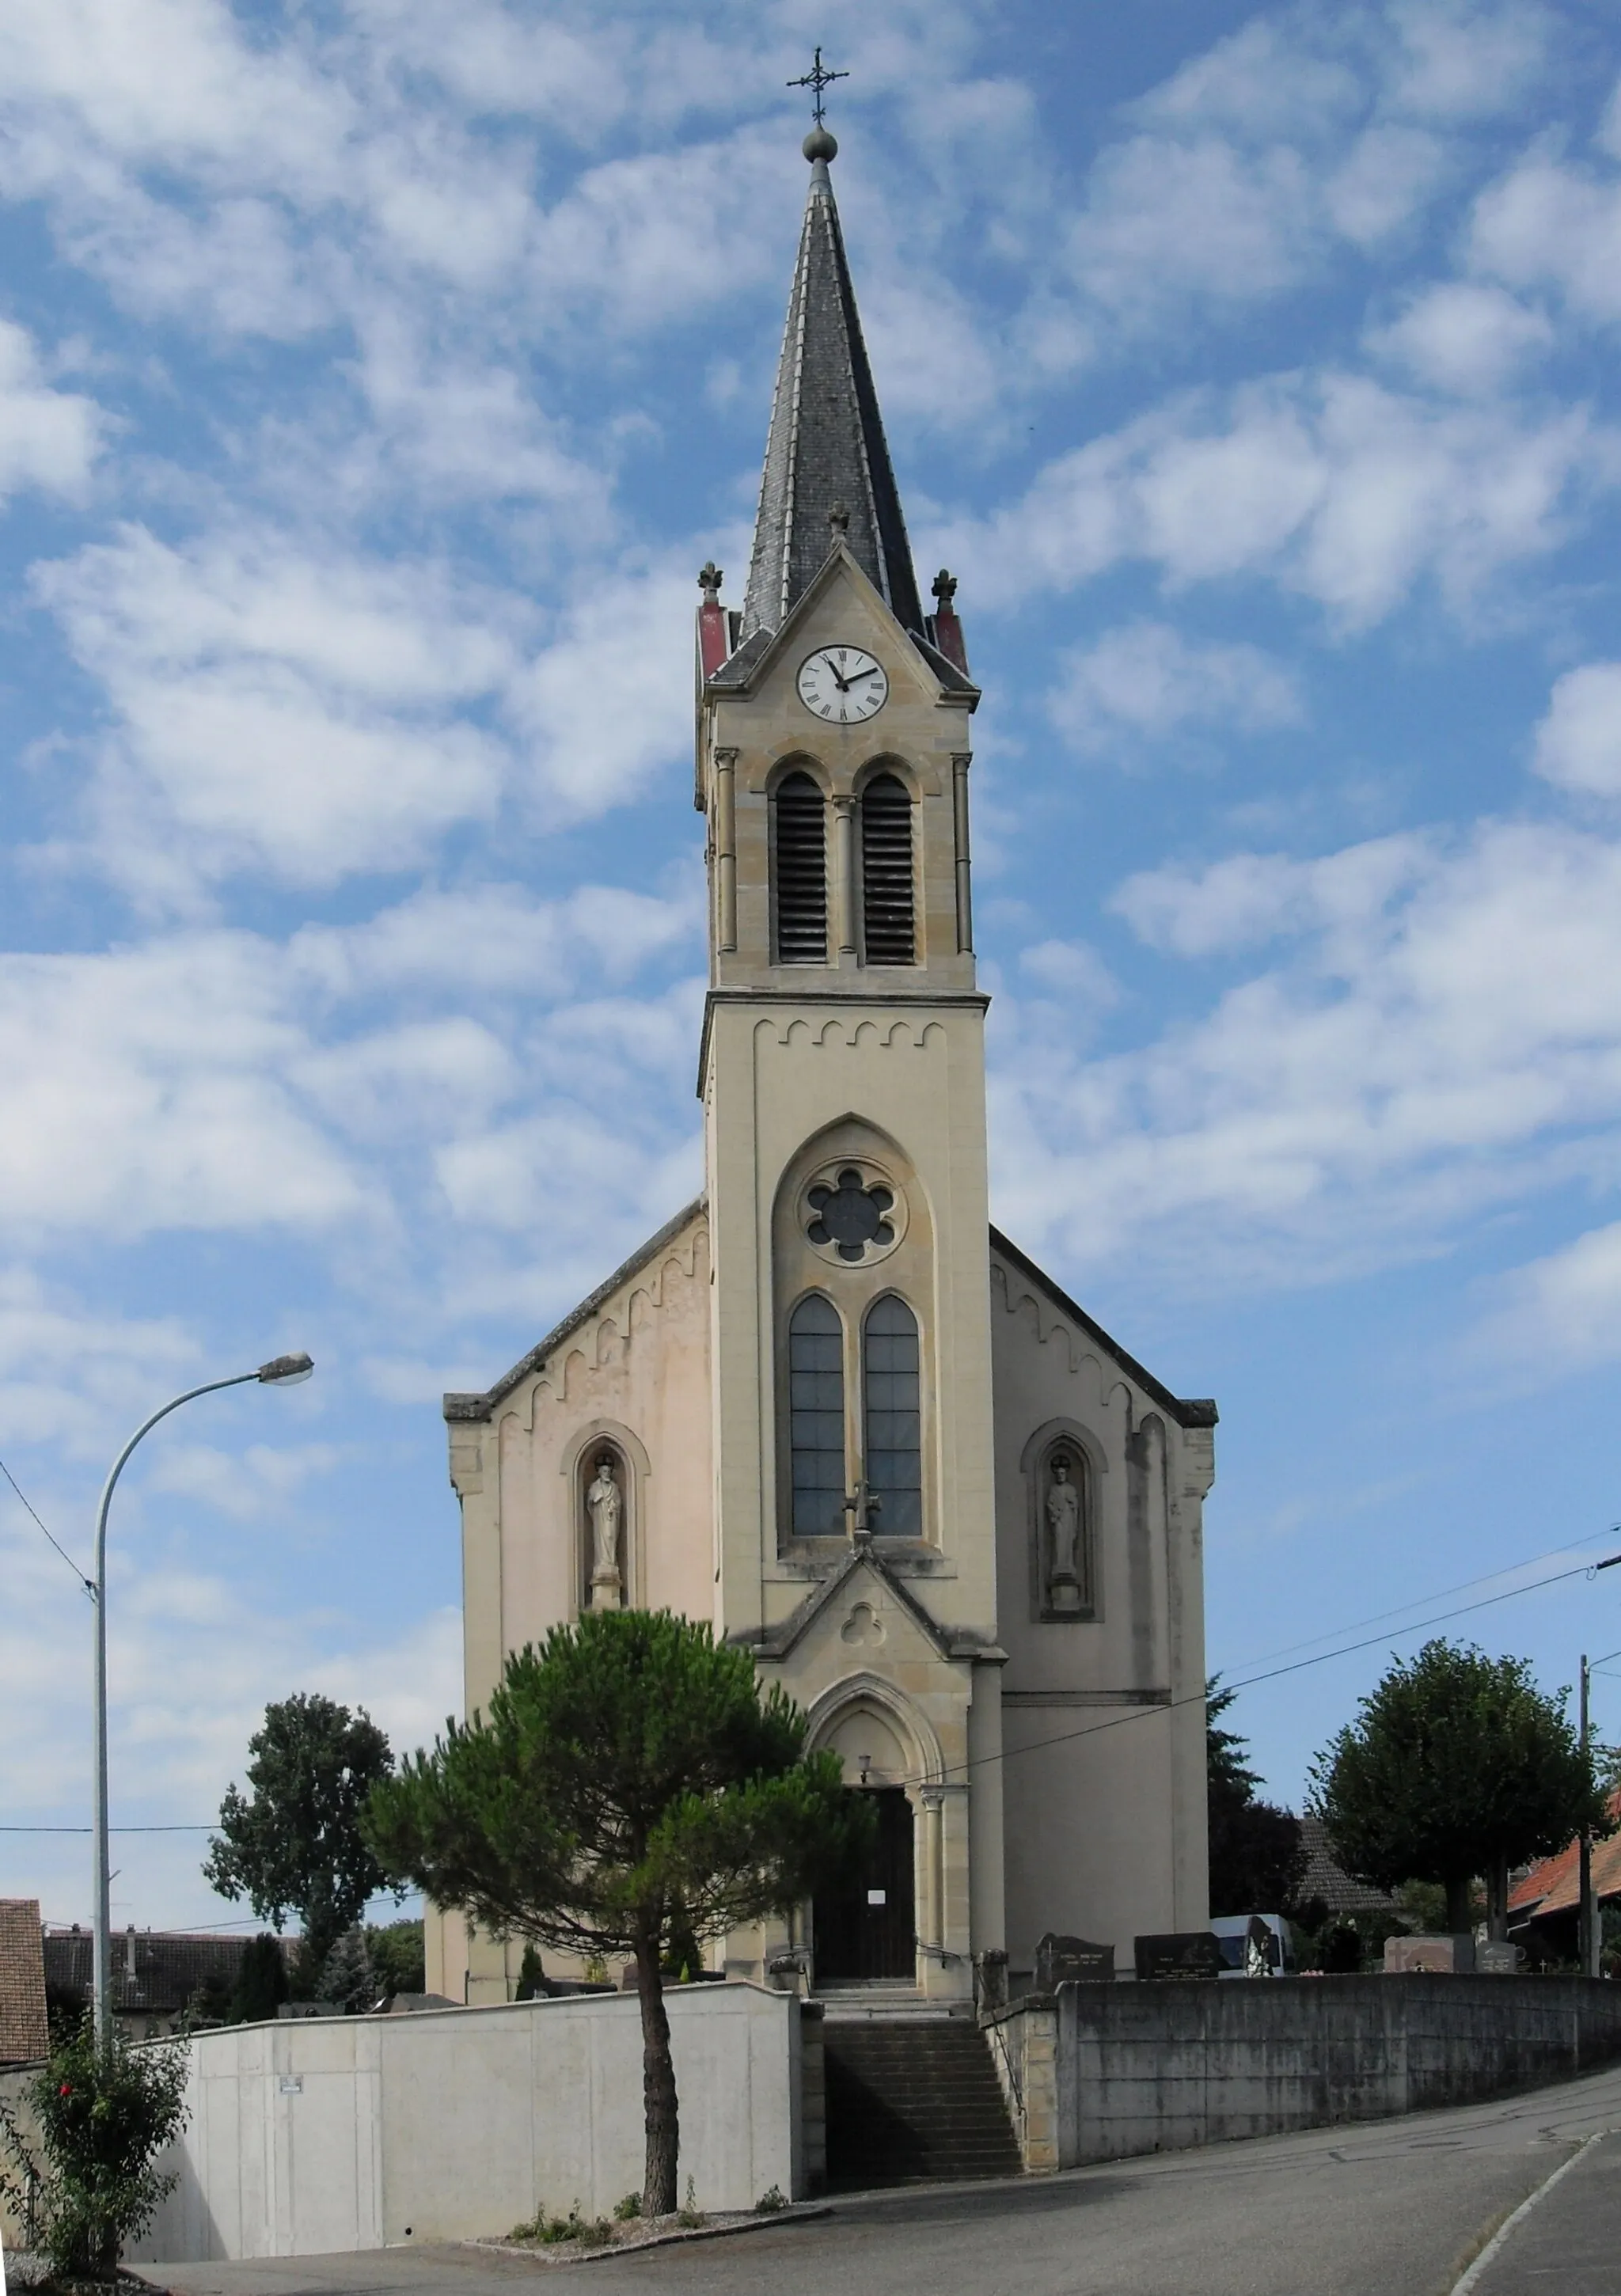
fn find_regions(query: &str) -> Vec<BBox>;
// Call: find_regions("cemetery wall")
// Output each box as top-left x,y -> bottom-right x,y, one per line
985,1975 -> 1621,2170
62,1981 -> 807,2262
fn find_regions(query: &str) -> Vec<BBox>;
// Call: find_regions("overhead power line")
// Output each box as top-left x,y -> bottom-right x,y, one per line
940,1546 -> 1621,1791
0,1452 -> 93,1594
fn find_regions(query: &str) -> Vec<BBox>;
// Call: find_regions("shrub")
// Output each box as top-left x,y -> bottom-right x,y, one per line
0,2017 -> 190,2281
676,2174 -> 704,2230
613,2192 -> 643,2221
754,2184 -> 788,2213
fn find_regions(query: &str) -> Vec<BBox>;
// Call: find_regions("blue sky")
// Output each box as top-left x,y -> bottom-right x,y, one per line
6,0 -> 1621,1932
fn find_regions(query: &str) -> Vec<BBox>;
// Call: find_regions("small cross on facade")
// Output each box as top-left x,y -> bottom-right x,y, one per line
787,46 -> 848,127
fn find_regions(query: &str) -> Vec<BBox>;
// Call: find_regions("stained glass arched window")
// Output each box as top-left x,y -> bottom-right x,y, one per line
863,1296 -> 921,1536
788,1294 -> 845,1537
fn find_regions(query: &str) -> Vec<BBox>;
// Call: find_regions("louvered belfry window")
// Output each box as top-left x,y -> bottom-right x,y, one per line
774,771 -> 828,962
861,772 -> 915,964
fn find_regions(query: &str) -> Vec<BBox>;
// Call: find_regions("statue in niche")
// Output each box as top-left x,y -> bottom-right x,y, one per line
586,1453 -> 624,1611
1045,1455 -> 1084,1614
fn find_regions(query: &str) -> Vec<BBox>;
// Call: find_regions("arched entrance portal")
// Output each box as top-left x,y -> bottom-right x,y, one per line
814,1786 -> 916,1979
809,1687 -> 924,1984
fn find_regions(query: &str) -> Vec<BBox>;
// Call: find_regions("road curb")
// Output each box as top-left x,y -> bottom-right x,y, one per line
1448,2132 -> 1604,2296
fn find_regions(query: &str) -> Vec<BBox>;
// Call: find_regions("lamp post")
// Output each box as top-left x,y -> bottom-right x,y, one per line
91,1352 -> 314,2051
1579,1639 -> 1621,1983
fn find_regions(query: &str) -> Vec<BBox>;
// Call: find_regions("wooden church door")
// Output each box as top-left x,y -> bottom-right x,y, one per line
814,1787 -> 917,1982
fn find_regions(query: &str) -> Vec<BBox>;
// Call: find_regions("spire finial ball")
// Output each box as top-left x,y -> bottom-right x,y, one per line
803,124 -> 837,164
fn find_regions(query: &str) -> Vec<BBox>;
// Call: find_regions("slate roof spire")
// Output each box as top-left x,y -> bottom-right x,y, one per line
742,127 -> 924,641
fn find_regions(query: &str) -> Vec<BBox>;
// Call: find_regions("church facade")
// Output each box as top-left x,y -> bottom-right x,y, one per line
425,127 -> 1216,2008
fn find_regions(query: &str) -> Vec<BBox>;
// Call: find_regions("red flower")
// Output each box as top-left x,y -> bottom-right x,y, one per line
59,2082 -> 73,2096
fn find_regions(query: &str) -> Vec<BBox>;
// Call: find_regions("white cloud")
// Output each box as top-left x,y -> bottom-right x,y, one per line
29,526 -> 717,895
1129,17 -> 1359,142
1018,939 -> 1120,1006
933,373 -> 1605,630
33,526 -> 522,895
1471,150 -> 1621,326
504,561 -> 697,819
1048,620 -> 1302,759
1112,833 -> 1434,958
1384,1 -> 1551,123
995,820 -> 1621,1290
0,935 -> 364,1240
0,1271 -> 199,1459
0,317 -> 104,503
1065,137 -> 1319,321
1483,1220 -> 1621,1372
1325,124 -> 1449,248
1366,281 -> 1553,395
147,1440 -> 350,1521
1533,663 -> 1621,799
291,879 -> 700,1001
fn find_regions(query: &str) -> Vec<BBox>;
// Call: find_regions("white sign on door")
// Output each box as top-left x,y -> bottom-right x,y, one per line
867,1890 -> 886,1906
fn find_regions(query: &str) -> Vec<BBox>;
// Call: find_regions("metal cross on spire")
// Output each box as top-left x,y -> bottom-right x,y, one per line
787,46 -> 848,127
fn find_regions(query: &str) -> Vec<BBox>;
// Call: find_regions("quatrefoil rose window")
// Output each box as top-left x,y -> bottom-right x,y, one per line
805,1165 -> 902,1265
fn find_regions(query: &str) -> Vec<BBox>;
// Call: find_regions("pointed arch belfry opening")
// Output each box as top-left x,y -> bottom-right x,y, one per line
860,771 -> 915,963
773,770 -> 828,962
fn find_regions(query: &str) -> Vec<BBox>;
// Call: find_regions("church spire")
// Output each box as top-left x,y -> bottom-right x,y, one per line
741,126 -> 924,642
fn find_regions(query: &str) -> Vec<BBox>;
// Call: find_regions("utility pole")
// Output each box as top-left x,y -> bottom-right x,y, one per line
1580,1653 -> 1594,1979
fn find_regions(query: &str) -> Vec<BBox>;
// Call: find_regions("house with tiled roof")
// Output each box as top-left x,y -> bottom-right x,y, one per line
0,1899 -> 48,2066
42,1926 -> 264,2039
1296,1817 -> 1399,1920
1508,1787 -> 1621,1960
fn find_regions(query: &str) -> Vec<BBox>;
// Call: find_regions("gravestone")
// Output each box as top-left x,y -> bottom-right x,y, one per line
1134,1931 -> 1224,1982
1035,1932 -> 1115,1989
1475,1939 -> 1521,1975
1384,1934 -> 1476,1974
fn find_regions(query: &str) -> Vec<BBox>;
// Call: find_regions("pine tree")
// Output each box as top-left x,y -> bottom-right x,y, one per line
364,1610 -> 862,2217
318,1926 -> 377,2013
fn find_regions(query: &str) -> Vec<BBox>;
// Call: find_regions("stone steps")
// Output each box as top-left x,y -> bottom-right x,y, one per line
822,2014 -> 1022,2188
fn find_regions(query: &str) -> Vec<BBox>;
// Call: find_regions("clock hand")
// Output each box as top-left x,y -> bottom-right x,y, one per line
847,666 -> 883,682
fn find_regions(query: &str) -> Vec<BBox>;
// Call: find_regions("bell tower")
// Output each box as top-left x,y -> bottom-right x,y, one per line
696,121 -> 1004,1984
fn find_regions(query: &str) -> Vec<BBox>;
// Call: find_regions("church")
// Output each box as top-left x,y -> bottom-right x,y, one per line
424,120 -> 1217,2008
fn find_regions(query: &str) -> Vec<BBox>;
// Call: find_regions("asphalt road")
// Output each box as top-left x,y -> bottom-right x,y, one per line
1467,2125 -> 1621,2296
155,2060 -> 1621,2296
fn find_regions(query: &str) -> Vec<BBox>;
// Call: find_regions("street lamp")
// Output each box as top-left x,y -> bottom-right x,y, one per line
91,1352 -> 314,2049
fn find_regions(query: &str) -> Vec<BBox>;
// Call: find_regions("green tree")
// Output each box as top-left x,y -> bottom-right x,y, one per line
230,1934 -> 290,2025
514,1941 -> 547,2000
318,1927 -> 377,2012
363,1609 -> 862,2218
1207,1679 -> 1307,1916
367,1918 -> 426,2001
203,1693 -> 398,1968
0,2017 -> 189,2281
1310,1639 -> 1612,1934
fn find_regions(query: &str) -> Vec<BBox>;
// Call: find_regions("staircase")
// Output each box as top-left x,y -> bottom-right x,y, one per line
821,2005 -> 1023,2189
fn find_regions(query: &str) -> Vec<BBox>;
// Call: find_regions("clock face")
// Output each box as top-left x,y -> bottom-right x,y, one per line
796,645 -> 889,724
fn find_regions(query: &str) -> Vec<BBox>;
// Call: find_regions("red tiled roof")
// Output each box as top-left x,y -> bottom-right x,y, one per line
0,1899 -> 48,2065
1509,1789 -> 1621,1921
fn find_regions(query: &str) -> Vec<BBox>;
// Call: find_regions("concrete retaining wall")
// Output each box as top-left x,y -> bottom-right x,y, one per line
985,1976 -> 1621,2170
0,1982 -> 806,2263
